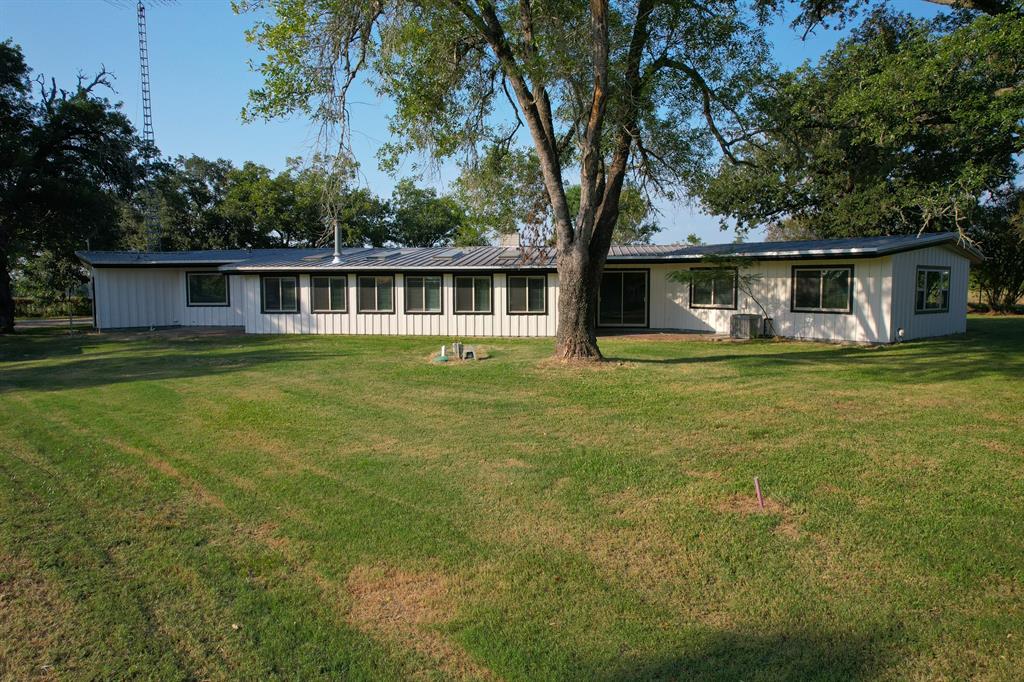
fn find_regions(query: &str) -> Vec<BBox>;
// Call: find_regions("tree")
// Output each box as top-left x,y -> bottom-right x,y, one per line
973,188 -> 1024,310
0,40 -> 145,333
565,185 -> 660,245
696,9 -> 1024,238
236,0 -> 770,359
389,178 -> 464,247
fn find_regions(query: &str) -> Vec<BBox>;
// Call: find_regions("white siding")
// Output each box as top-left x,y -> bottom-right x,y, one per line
889,245 -> 970,341
241,272 -> 560,338
91,268 -> 243,330
630,259 -> 893,343
92,248 -> 970,342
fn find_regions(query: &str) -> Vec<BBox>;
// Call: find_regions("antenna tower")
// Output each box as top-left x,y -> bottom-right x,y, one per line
137,1 -> 161,249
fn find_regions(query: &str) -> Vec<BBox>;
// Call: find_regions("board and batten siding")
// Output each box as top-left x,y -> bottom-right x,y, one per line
241,273 -> 560,337
889,244 -> 969,341
91,267 -> 244,330
619,259 -> 893,343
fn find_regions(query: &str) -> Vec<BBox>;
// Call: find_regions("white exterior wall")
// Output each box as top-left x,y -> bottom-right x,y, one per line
241,272 -> 559,337
615,258 -> 893,343
91,267 -> 244,330
889,245 -> 970,340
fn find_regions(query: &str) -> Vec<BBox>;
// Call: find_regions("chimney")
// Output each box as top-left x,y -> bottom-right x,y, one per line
499,232 -> 521,247
331,217 -> 342,264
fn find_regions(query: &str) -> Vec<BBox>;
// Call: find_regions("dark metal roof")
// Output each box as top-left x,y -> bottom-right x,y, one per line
77,232 -> 981,271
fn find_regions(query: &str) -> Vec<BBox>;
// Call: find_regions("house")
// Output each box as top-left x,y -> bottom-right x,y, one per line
76,232 -> 981,343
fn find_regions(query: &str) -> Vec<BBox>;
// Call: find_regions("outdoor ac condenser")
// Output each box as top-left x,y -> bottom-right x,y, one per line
729,313 -> 763,339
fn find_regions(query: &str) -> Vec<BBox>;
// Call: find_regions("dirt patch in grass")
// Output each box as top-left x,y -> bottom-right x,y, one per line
346,564 -> 493,680
717,493 -> 801,539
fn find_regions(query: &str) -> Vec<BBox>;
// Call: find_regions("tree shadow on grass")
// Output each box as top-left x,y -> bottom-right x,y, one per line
604,317 -> 1024,384
0,330 -> 337,394
600,629 -> 891,682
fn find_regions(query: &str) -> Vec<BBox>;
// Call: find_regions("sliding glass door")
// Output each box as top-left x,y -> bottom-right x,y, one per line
598,270 -> 648,327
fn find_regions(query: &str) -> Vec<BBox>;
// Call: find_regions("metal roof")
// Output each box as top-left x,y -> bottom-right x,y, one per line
77,232 -> 981,271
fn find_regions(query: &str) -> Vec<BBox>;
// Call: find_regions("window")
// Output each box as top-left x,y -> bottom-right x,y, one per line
311,275 -> 347,312
404,275 -> 442,314
791,266 -> 853,313
454,275 -> 492,314
916,266 -> 950,313
507,275 -> 546,314
357,275 -> 394,313
261,275 -> 298,313
186,272 -> 229,306
599,271 -> 648,326
688,268 -> 737,310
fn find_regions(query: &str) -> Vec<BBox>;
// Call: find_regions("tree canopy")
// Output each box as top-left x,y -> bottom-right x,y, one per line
0,40 -> 146,333
696,8 -> 1024,239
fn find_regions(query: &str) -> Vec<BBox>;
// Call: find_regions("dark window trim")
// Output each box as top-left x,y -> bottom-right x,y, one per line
355,273 -> 396,314
260,274 -> 300,314
185,271 -> 231,307
790,264 -> 855,315
687,266 -> 738,311
453,273 -> 495,316
597,269 -> 651,328
506,273 -> 548,315
914,265 -> 951,315
310,274 -> 348,313
402,273 -> 445,315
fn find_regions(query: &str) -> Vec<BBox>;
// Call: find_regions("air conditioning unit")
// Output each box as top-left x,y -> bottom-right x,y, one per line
730,313 -> 763,339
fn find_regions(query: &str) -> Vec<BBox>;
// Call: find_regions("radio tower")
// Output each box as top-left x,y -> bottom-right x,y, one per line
137,1 -> 161,250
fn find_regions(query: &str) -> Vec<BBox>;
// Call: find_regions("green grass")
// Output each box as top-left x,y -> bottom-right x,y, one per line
1,318 -> 1022,680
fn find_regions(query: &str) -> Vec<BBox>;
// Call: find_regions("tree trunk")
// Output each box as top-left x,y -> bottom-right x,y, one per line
0,251 -> 14,334
554,248 -> 604,360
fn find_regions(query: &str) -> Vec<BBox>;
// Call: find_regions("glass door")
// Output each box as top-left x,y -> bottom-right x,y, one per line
599,271 -> 647,327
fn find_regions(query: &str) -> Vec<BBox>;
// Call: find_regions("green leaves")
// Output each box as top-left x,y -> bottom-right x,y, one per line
698,8 -> 1024,238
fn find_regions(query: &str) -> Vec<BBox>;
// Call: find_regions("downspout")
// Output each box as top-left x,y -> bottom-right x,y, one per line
90,266 -> 99,331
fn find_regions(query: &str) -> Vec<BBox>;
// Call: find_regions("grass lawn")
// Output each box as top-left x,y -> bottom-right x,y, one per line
1,318 -> 1022,680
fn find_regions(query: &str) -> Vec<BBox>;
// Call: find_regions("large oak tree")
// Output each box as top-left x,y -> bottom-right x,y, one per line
236,0 -> 771,359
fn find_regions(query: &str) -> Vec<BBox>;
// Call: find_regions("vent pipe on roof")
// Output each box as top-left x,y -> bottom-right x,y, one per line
331,218 -> 342,264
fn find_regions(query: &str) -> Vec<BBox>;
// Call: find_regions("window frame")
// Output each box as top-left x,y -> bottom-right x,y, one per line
403,273 -> 444,315
356,274 -> 396,314
598,269 -> 650,328
506,274 -> 548,315
453,274 -> 494,315
260,274 -> 300,314
687,267 -> 738,311
310,274 -> 348,313
185,271 -> 230,307
790,265 -> 855,314
915,266 -> 951,315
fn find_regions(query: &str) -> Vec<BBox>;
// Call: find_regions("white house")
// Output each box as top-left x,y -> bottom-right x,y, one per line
77,232 -> 981,343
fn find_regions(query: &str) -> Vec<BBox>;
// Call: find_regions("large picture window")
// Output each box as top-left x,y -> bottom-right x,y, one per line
186,272 -> 229,307
261,275 -> 298,313
599,270 -> 648,326
311,275 -> 347,312
357,275 -> 394,313
454,276 -> 492,314
404,275 -> 442,314
916,267 -> 950,313
507,275 -> 546,314
791,266 -> 853,313
688,268 -> 737,310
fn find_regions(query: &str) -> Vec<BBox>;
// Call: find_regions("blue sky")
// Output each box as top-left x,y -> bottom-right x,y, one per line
2,0 -> 940,244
